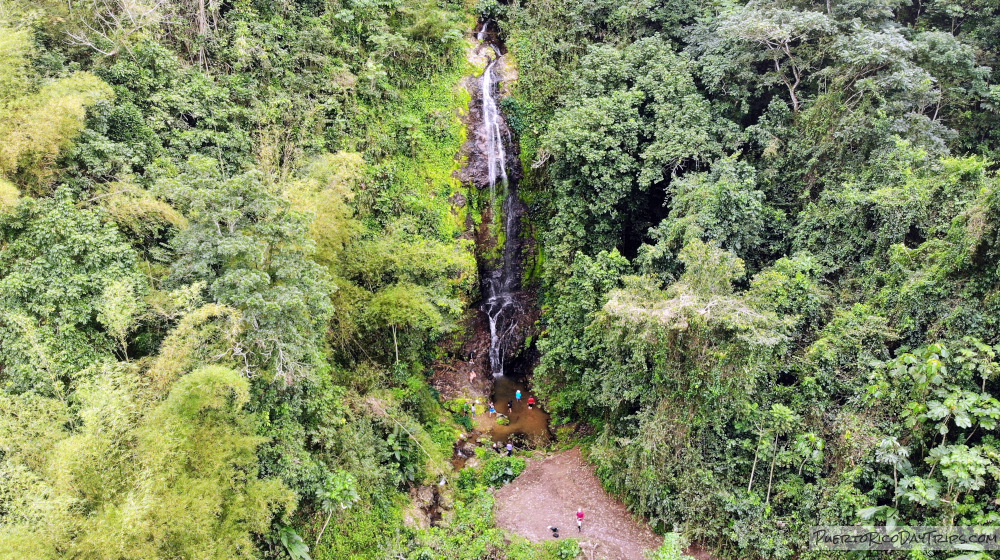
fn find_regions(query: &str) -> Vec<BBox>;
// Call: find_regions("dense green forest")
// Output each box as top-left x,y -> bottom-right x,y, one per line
4,0 -> 1000,558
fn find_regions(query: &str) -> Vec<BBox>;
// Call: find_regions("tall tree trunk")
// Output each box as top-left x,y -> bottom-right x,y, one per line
748,432 -> 763,492
197,0 -> 208,68
766,434 -> 779,504
392,324 -> 399,363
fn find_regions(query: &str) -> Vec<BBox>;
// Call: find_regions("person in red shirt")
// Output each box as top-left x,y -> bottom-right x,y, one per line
528,396 -> 535,409
576,507 -> 584,531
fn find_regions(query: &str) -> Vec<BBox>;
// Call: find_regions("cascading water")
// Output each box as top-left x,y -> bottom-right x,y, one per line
481,57 -> 507,193
472,21 -> 522,378
483,192 -> 521,377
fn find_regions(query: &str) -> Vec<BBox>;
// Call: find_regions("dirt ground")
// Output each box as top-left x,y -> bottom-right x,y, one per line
494,447 -> 664,560
430,310 -> 493,403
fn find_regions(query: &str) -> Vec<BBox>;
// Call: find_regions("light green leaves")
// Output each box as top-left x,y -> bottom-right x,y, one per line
678,238 -> 745,297
0,36 -> 114,189
97,279 -> 146,358
0,365 -> 292,559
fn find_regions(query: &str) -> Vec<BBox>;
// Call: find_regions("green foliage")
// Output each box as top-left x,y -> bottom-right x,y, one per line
61,99 -> 162,184
507,0 -> 1000,557
864,341 -> 1000,524
0,1 -> 482,559
13,0 -> 1000,557
318,470 -> 361,512
748,252 -> 828,340
279,526 -> 312,560
0,27 -> 114,190
535,249 -> 630,419
545,539 -> 582,560
644,155 -> 786,273
0,178 -> 20,213
541,35 -> 716,259
481,455 -> 528,487
0,365 -> 293,559
646,533 -> 695,560
0,189 -> 143,395
692,5 -> 836,113
156,155 -> 333,382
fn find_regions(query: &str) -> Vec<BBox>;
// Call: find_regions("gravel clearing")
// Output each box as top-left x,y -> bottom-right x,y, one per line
494,447 -> 663,560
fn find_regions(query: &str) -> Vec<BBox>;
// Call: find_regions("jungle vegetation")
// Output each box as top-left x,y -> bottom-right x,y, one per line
500,0 -> 1000,558
3,0 -> 1000,559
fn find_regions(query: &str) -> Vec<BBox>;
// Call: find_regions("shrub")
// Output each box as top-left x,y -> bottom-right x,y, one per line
481,455 -> 527,487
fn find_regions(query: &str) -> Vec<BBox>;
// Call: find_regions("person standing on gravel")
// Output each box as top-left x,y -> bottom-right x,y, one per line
576,507 -> 584,531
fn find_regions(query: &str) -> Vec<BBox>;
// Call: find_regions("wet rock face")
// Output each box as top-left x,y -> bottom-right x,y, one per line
455,19 -> 531,380
405,484 -> 446,529
455,40 -> 522,190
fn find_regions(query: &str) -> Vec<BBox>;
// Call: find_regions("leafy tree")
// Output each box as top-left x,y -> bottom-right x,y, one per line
693,5 -> 836,113
156,155 -> 333,382
333,223 -> 474,365
0,190 -> 143,395
0,365 -> 293,559
534,249 -> 630,418
542,35 -> 716,260
646,155 -> 785,273
747,252 -> 828,341
866,340 -> 1000,525
282,151 -> 363,270
0,26 -> 113,190
364,282 -> 445,364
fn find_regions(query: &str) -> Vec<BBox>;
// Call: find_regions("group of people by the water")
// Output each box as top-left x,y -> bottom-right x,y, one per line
495,390 -> 537,415
491,440 -> 515,455
468,391 -> 538,420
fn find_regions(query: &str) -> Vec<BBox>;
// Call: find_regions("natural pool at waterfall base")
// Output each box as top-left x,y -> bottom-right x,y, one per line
488,373 -> 552,447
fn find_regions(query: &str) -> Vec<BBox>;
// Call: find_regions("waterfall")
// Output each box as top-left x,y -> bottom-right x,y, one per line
473,21 -> 521,378
480,58 -> 507,192
482,191 -> 520,377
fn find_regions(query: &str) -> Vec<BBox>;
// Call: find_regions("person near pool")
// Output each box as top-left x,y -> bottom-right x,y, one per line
506,442 -> 513,455
489,402 -> 496,416
515,389 -> 522,401
528,396 -> 535,409
576,507 -> 584,531
507,399 -> 513,413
